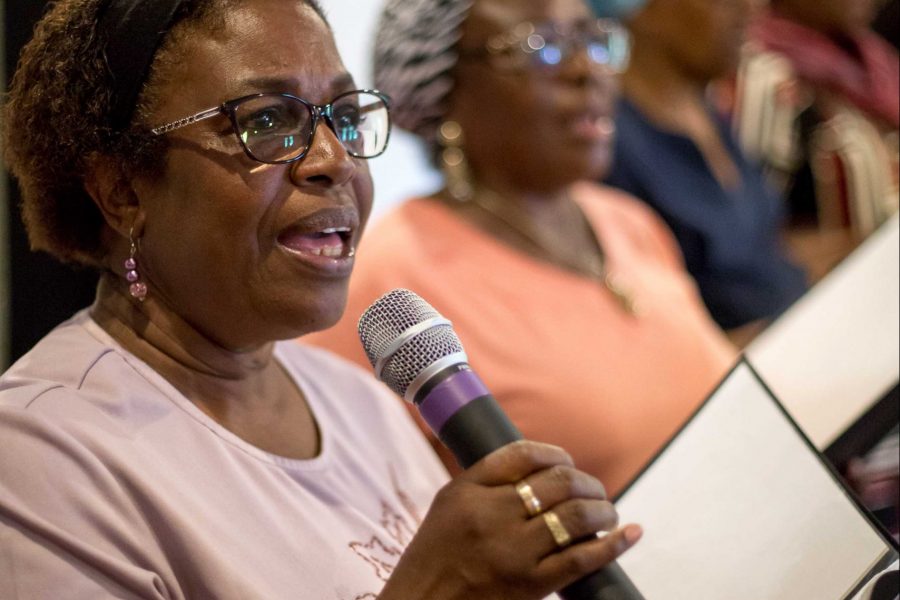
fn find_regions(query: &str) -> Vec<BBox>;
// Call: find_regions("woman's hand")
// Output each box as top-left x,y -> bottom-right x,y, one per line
379,441 -> 642,600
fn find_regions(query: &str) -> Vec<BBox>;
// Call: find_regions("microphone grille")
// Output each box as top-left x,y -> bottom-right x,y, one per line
358,289 -> 465,398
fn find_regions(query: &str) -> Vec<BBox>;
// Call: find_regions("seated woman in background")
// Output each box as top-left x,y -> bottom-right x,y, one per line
602,0 -> 809,333
0,0 -> 640,597
305,0 -> 736,497
730,0 -> 899,280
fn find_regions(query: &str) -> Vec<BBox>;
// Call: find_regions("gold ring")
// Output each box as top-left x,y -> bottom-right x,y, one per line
543,511 -> 572,548
515,480 -> 544,517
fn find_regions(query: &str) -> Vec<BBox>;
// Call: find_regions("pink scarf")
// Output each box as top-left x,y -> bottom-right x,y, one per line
750,10 -> 900,128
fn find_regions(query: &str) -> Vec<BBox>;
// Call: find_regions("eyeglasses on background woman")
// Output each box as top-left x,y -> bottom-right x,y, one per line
458,18 -> 631,74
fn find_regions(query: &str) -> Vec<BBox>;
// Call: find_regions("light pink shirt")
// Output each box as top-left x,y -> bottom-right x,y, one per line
0,312 -> 449,599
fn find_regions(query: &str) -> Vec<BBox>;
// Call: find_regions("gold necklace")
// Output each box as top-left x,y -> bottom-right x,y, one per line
467,191 -> 640,317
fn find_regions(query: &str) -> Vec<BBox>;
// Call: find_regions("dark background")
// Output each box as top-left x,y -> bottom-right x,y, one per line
874,0 -> 900,49
2,0 -> 898,368
4,1 -> 98,369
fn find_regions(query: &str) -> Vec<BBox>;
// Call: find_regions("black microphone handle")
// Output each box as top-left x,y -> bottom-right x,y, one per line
435,394 -> 523,469
430,394 -> 645,600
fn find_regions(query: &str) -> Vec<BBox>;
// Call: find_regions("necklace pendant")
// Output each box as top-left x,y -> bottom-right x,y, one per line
604,275 -> 640,317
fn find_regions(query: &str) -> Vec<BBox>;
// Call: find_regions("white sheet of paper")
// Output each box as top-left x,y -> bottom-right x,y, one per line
617,363 -> 895,600
746,215 -> 900,449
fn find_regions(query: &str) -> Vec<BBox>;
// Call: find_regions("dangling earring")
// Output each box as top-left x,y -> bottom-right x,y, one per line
124,226 -> 148,302
438,121 -> 473,202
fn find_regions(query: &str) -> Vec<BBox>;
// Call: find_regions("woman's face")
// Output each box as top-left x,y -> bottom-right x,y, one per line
631,0 -> 756,81
132,0 -> 374,349
450,0 -> 620,192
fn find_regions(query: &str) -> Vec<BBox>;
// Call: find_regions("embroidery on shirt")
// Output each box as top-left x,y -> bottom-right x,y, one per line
349,533 -> 404,581
390,466 -> 424,529
347,464 -> 428,592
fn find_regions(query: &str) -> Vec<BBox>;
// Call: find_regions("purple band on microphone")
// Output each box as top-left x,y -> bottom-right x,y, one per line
418,369 -> 490,433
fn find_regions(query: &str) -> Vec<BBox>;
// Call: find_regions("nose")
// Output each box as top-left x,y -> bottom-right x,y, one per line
289,120 -> 357,188
559,46 -> 616,90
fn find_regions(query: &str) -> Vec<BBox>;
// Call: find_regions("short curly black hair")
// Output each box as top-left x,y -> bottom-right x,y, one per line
2,0 -> 326,267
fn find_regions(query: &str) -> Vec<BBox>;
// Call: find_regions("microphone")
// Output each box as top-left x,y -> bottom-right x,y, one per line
357,288 -> 644,600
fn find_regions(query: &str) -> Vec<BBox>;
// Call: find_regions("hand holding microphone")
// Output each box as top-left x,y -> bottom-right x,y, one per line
359,289 -> 645,600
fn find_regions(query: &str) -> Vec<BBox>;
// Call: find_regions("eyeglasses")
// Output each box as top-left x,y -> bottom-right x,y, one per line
459,19 -> 631,75
150,89 -> 392,164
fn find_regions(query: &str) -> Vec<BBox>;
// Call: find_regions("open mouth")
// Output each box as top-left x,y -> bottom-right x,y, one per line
278,226 -> 355,259
570,113 -> 615,142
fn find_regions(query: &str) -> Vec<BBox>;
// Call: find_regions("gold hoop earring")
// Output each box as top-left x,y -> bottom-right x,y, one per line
438,121 -> 473,202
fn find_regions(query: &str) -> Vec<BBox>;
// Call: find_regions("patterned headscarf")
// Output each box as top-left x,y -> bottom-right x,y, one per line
373,0 -> 475,149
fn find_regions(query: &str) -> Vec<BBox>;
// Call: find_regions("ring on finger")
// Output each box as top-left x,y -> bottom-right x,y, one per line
515,480 -> 543,517
543,511 -> 573,549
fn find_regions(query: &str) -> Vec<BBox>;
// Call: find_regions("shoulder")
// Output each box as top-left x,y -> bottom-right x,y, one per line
0,313 -> 189,475
0,319 -> 156,546
344,197 -> 474,313
350,199 -> 448,282
362,197 -> 452,250
0,311 -> 144,416
574,182 -> 671,237
572,182 -> 686,269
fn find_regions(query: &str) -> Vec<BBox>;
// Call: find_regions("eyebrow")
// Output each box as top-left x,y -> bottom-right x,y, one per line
235,72 -> 358,98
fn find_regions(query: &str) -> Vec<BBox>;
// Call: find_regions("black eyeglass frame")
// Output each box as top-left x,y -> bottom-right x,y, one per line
457,18 -> 631,75
150,89 -> 393,165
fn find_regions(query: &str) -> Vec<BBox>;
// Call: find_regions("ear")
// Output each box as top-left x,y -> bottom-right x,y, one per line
83,153 -> 146,239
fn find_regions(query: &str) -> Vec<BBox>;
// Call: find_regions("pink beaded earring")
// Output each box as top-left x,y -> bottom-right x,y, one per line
124,227 -> 147,301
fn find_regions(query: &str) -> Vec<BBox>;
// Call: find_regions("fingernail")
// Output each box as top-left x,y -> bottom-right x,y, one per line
624,524 -> 643,546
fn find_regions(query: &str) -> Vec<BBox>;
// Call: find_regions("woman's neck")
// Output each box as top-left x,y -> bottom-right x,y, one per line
91,272 -> 275,382
452,178 -> 572,237
472,175 -> 567,208
440,180 -> 606,281
91,272 -> 320,460
622,41 -> 743,190
622,42 -> 710,130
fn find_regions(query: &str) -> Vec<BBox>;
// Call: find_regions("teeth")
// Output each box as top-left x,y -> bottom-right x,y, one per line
320,227 -> 351,235
303,246 -> 345,258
